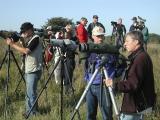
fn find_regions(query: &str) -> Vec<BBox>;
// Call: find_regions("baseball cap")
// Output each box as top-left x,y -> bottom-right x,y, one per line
131,17 -> 137,21
93,15 -> 98,19
20,22 -> 33,34
92,26 -> 105,36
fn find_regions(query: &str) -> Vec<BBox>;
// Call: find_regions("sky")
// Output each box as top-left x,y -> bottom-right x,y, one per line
0,0 -> 159,35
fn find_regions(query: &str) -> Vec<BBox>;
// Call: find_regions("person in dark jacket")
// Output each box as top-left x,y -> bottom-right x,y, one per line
87,15 -> 105,41
105,31 -> 156,120
140,21 -> 149,51
115,18 -> 126,49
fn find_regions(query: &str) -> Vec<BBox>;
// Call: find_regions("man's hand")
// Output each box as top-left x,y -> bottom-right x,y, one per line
6,38 -> 14,45
104,78 -> 113,87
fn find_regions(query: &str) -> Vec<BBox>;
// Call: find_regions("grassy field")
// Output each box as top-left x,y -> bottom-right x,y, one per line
0,39 -> 160,120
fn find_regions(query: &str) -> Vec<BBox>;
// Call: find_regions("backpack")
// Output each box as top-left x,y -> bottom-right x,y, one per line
44,44 -> 54,64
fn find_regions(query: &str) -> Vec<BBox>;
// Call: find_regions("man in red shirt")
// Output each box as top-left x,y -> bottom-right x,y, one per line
76,17 -> 88,43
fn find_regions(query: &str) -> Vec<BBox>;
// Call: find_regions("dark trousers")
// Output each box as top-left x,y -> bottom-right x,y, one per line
63,58 -> 75,86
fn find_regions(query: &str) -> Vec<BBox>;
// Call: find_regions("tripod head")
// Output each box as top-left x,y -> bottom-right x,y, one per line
99,55 -> 110,67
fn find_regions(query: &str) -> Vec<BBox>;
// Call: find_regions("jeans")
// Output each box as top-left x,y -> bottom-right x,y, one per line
120,113 -> 143,120
86,84 -> 113,120
25,70 -> 42,114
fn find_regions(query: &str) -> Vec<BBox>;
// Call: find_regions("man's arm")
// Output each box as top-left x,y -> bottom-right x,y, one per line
6,38 -> 30,54
99,22 -> 105,32
6,37 -> 39,54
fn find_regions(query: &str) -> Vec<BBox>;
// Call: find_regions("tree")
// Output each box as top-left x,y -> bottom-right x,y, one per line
43,17 -> 74,33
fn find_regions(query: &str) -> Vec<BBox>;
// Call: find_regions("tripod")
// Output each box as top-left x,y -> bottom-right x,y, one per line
24,51 -> 81,120
0,45 -> 25,119
70,57 -> 120,120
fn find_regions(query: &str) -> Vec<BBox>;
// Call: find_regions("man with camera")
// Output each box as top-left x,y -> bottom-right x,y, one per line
129,16 -> 149,51
111,18 -> 126,49
129,17 -> 139,32
105,31 -> 156,120
6,22 -> 43,116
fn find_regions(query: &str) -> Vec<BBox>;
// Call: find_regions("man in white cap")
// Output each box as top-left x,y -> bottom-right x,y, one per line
84,26 -> 114,120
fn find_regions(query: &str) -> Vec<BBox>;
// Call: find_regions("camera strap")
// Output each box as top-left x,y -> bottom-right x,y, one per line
26,34 -> 39,47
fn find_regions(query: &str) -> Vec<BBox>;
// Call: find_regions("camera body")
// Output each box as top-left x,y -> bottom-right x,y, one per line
111,21 -> 117,26
10,32 -> 21,42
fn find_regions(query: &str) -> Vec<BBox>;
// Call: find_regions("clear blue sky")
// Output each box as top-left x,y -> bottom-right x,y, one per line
0,0 -> 159,35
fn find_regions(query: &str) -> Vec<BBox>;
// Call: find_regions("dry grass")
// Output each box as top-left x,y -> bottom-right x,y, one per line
0,39 -> 160,120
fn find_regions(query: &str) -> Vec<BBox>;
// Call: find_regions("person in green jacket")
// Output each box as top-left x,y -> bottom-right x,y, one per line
141,21 -> 149,51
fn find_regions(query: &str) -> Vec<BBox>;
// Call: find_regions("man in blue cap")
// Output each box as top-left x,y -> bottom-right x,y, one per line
87,15 -> 105,41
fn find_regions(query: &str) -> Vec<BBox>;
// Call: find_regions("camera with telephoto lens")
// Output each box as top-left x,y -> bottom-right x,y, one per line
10,32 -> 21,42
47,25 -> 67,33
50,39 -> 77,52
34,26 -> 67,39
0,31 -> 21,42
111,21 -> 117,26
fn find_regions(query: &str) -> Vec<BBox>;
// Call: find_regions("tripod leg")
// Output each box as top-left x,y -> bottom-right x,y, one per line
60,57 -> 64,120
38,68 -> 49,108
63,59 -> 75,93
10,51 -> 25,83
10,51 -> 26,97
63,60 -> 81,120
99,69 -> 103,107
24,56 -> 61,119
4,47 -> 11,119
0,51 -> 9,117
3,47 -> 11,119
13,76 -> 24,96
0,50 -> 8,70
103,68 -> 120,119
70,67 -> 100,120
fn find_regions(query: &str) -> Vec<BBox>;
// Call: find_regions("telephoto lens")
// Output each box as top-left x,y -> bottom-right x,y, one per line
10,32 -> 21,42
